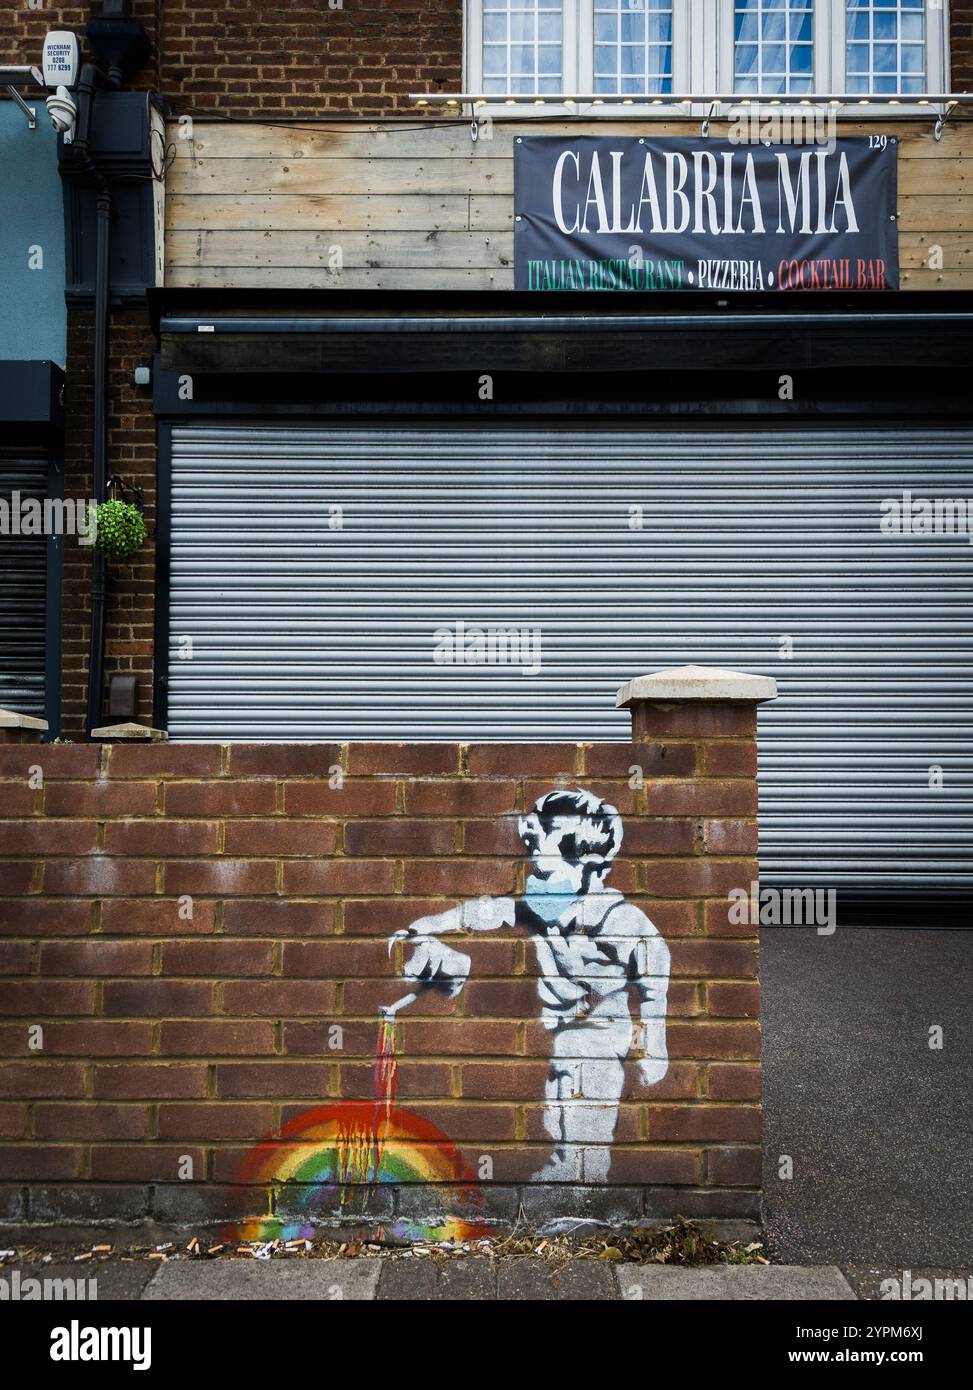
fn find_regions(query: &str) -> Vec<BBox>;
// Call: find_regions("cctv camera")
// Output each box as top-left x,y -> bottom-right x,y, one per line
47,86 -> 78,141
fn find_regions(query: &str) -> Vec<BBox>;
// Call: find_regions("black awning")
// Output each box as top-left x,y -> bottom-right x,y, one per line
150,289 -> 973,377
0,362 -> 65,427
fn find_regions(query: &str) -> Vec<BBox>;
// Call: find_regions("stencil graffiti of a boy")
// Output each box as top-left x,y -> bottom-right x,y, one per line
382,789 -> 671,1183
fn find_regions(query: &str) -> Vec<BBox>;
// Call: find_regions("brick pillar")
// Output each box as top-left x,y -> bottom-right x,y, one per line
618,664 -> 778,746
0,710 -> 48,745
617,663 -> 778,1218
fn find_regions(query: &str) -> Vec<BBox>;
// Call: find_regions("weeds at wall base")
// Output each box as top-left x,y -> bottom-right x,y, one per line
1,1216 -> 765,1269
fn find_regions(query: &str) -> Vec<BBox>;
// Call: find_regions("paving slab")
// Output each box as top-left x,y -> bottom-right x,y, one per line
617,1264 -> 857,1301
437,1257 -> 497,1300
551,1262 -> 619,1300
141,1259 -> 380,1300
497,1258 -> 556,1300
376,1256 -> 439,1300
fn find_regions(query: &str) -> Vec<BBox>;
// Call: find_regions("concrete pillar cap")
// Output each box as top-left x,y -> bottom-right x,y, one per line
0,708 -> 48,731
616,664 -> 779,707
91,723 -> 168,741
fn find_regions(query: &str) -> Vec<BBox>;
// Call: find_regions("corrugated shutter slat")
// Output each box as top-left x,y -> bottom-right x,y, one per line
0,446 -> 48,718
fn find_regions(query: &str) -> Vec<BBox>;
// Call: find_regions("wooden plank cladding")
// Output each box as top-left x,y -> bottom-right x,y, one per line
165,118 -> 973,291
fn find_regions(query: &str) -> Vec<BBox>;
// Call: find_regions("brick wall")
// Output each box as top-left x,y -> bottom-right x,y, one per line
953,1 -> 973,87
0,721 -> 761,1234
3,1 -> 463,116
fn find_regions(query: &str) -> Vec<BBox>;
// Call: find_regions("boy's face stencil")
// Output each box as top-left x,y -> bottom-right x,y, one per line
519,810 -> 621,902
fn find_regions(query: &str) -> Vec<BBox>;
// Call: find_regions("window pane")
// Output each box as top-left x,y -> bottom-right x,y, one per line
511,44 -> 535,75
594,44 -> 616,74
480,0 -> 562,94
620,11 -> 644,43
592,0 -> 673,95
483,45 -> 507,76
761,11 -> 786,41
845,1 -> 926,95
847,43 -> 869,73
538,43 -> 561,74
848,12 -> 869,39
736,43 -> 759,76
734,0 -> 814,94
763,43 -> 786,71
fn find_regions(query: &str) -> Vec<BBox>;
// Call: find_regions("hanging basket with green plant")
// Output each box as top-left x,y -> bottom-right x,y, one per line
93,498 -> 147,561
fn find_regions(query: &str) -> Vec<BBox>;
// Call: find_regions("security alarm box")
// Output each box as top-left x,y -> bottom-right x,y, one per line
42,31 -> 80,89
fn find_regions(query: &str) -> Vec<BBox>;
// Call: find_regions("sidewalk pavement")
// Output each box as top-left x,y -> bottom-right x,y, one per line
9,1257 -> 860,1300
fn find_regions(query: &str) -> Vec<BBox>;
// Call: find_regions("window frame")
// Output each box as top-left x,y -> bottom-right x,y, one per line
717,0 -> 824,98
577,0 -> 691,99
830,0 -> 947,101
464,0 -> 951,112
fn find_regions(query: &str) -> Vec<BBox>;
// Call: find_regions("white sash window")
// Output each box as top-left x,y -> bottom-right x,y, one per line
844,0 -> 929,95
733,0 -> 816,95
466,0 -> 949,102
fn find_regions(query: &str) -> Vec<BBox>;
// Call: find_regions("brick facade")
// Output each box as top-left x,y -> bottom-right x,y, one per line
0,718 -> 761,1232
4,1 -> 463,114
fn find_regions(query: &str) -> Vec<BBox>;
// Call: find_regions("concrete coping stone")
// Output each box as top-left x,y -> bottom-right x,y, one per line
91,723 -> 169,741
0,708 -> 48,731
617,664 -> 779,708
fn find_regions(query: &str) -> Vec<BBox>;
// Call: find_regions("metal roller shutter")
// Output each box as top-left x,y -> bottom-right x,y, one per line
0,445 -> 48,718
168,424 -> 973,893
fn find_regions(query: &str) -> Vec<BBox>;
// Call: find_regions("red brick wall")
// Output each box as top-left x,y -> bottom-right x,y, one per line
3,1 -> 462,116
953,3 -> 973,88
0,726 -> 761,1232
158,0 -> 463,118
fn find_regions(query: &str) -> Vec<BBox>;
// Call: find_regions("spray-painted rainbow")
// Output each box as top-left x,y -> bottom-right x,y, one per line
229,1023 -> 487,1243
231,1101 -> 489,1243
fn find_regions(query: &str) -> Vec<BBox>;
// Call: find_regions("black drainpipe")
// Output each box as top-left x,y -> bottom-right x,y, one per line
86,182 -> 112,738
72,61 -> 115,738
77,3 -> 152,737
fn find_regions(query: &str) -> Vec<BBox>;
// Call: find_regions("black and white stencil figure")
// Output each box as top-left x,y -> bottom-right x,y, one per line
383,789 -> 671,1183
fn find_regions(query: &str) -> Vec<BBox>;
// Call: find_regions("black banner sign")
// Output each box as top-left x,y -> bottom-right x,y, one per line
514,135 -> 898,292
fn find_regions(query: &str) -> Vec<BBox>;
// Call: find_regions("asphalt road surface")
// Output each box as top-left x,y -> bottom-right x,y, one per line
761,926 -> 973,1267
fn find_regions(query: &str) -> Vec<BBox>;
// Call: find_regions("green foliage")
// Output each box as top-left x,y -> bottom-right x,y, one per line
94,499 -> 147,561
